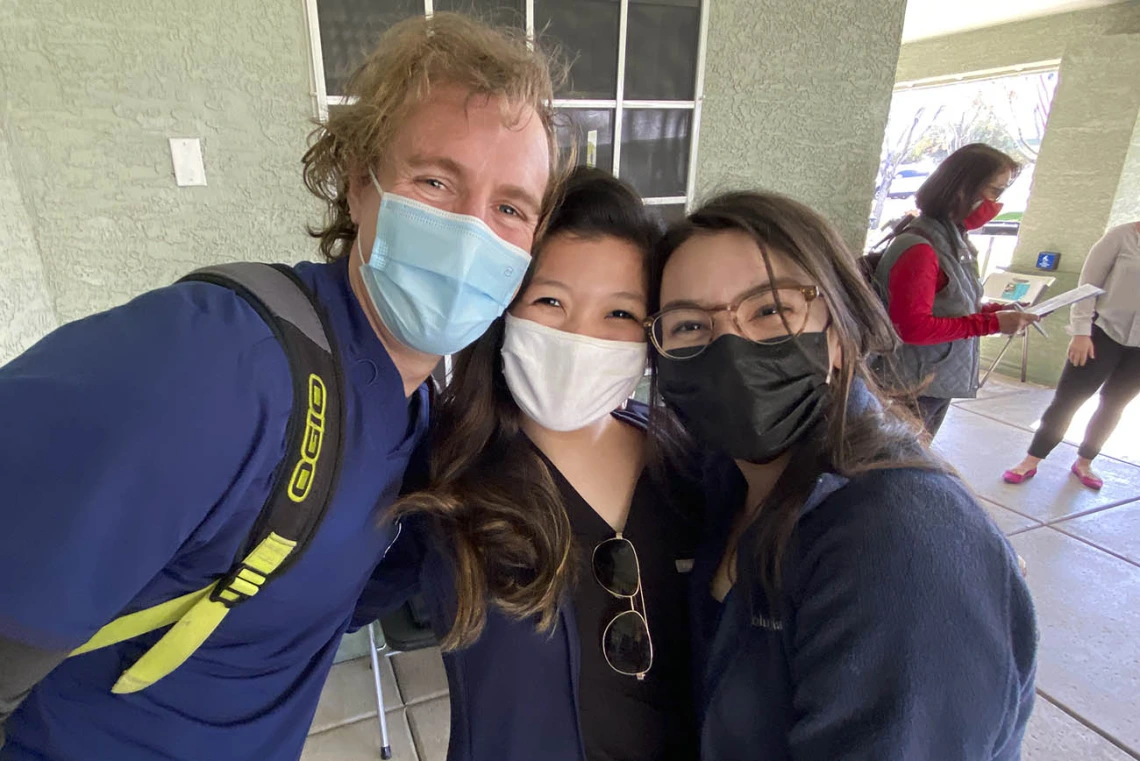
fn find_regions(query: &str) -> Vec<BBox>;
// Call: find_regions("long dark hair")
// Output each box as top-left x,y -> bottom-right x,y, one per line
649,191 -> 948,605
395,166 -> 662,649
915,143 -> 1021,225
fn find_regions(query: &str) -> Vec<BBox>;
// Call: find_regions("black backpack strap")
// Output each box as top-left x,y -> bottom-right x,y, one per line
70,263 -> 348,694
179,262 -> 346,594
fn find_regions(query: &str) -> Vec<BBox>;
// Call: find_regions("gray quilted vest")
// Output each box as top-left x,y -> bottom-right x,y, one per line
873,216 -> 984,399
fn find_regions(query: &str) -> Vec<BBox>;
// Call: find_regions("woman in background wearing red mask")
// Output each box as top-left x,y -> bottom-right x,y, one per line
871,143 -> 1040,436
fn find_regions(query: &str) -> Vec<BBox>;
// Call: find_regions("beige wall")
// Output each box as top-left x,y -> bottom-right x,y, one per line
896,2 -> 1140,83
695,0 -> 907,252
0,0 -> 321,364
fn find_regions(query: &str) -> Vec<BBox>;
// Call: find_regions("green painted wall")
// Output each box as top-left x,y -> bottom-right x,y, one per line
0,0 -> 321,364
896,2 -> 1140,83
694,0 -> 907,253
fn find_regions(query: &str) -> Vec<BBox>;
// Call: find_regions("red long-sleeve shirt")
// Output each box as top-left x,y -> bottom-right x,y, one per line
887,244 -> 1002,345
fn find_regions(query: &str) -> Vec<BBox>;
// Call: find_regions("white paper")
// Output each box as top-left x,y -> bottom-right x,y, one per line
981,271 -> 1055,304
1027,283 -> 1105,316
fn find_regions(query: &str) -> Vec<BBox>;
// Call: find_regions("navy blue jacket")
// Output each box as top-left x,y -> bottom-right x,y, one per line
391,402 -> 701,761
420,549 -> 587,761
691,411 -> 1037,759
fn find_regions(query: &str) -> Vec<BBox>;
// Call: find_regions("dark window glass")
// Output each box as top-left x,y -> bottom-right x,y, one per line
555,109 -> 615,173
651,203 -> 687,226
433,0 -> 526,30
619,109 -> 691,197
318,0 -> 423,97
535,0 -> 621,99
624,0 -> 700,101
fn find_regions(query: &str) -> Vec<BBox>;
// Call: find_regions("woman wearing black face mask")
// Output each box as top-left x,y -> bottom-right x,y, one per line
645,191 -> 1037,761
871,143 -> 1039,436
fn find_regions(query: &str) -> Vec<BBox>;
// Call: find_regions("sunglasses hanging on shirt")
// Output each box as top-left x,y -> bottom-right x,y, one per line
592,534 -> 653,679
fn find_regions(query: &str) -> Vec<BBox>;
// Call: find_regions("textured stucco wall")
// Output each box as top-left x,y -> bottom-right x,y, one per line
0,0 -> 320,363
0,121 -> 58,361
896,2 -> 1140,83
694,0 -> 907,252
981,35 -> 1140,385
1109,113 -> 1140,227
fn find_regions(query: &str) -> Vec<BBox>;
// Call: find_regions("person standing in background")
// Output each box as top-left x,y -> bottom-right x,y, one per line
1003,221 -> 1140,489
873,143 -> 1040,436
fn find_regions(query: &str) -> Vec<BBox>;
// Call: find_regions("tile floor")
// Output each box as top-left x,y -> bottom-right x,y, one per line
304,374 -> 1140,760
302,640 -> 450,761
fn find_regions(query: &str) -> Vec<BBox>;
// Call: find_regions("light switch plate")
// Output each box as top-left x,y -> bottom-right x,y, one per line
169,138 -> 206,187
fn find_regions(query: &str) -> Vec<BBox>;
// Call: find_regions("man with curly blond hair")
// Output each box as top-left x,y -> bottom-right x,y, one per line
0,13 -> 561,760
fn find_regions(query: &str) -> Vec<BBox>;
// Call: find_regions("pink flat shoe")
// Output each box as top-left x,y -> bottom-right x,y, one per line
1071,464 -> 1104,490
1002,468 -> 1037,484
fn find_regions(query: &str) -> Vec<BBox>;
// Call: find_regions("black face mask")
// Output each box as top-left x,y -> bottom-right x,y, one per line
657,333 -> 831,464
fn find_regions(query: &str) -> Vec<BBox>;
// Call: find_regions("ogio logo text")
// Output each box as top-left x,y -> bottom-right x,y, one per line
288,374 -> 326,502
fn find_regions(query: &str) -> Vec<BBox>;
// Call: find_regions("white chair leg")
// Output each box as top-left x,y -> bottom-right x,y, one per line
367,623 -> 393,760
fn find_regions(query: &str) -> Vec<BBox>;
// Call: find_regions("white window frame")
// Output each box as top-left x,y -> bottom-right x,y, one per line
304,0 -> 710,210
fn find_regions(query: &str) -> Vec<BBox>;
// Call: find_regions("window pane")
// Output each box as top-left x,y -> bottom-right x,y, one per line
624,0 -> 700,101
318,0 -> 423,97
555,109 -> 615,173
535,0 -> 620,99
619,109 -> 691,197
651,203 -> 687,226
433,0 -> 525,30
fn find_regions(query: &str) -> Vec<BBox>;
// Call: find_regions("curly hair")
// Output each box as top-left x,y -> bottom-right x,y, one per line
301,13 -> 566,261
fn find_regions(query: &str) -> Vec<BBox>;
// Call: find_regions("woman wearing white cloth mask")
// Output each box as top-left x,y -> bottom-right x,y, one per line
395,167 -> 702,761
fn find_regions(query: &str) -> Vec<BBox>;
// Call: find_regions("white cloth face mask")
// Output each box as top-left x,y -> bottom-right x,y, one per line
501,314 -> 648,432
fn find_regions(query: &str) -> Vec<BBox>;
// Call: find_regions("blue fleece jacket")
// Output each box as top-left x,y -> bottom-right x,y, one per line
691,400 -> 1037,759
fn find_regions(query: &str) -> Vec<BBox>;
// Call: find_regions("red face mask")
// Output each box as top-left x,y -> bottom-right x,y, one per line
963,198 -> 1003,230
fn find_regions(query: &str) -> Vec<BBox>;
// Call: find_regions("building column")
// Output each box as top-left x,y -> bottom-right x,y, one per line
986,34 -> 1140,385
694,0 -> 908,251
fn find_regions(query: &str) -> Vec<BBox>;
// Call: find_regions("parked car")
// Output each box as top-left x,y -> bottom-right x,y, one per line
887,166 -> 932,199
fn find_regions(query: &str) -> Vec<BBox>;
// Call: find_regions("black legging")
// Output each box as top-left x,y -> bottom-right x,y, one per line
1029,325 -> 1140,460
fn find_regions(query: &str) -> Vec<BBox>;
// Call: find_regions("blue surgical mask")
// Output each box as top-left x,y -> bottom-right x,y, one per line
357,170 -> 531,356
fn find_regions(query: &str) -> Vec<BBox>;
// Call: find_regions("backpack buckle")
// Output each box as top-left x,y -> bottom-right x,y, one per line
209,563 -> 269,608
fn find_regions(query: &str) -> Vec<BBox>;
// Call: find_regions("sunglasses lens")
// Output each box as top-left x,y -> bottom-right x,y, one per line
603,610 -> 652,675
593,538 -> 640,597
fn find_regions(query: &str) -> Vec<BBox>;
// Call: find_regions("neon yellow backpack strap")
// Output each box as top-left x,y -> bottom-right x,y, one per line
110,533 -> 296,693
66,263 -> 346,695
70,585 -> 215,658
71,533 -> 297,694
